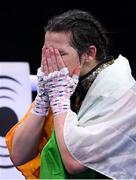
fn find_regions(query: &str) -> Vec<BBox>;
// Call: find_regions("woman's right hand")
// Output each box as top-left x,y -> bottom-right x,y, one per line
31,46 -> 49,116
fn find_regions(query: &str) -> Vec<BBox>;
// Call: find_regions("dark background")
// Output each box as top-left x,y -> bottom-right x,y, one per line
0,1 -> 136,78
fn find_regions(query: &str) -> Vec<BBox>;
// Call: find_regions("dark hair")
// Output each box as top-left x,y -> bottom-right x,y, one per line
44,9 -> 110,61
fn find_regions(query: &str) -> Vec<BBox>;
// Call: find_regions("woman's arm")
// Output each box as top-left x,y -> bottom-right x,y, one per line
45,47 -> 86,174
54,113 -> 87,174
11,113 -> 45,166
11,46 -> 51,166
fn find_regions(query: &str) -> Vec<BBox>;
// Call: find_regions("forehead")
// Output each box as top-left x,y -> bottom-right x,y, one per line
44,31 -> 71,49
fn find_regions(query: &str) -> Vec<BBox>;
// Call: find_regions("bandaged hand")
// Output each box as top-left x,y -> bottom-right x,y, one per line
47,67 -> 79,116
31,46 -> 49,116
43,47 -> 80,117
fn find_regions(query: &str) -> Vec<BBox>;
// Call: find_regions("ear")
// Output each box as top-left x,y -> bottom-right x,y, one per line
86,45 -> 97,62
80,45 -> 97,66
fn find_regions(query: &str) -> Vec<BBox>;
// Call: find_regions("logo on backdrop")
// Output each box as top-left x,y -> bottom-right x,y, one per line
0,75 -> 22,137
0,62 -> 33,179
0,75 -> 21,168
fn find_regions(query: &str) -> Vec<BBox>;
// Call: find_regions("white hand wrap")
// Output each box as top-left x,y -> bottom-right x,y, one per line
31,68 -> 49,116
47,68 -> 79,116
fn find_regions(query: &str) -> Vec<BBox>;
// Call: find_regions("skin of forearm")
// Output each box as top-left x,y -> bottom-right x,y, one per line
54,112 -> 87,174
11,113 -> 45,166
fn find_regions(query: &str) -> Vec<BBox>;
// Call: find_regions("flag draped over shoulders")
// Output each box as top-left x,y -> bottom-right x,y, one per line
40,129 -> 97,179
63,55 -> 136,179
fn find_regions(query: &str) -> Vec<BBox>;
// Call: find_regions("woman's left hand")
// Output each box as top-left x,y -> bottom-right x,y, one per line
43,47 -> 80,116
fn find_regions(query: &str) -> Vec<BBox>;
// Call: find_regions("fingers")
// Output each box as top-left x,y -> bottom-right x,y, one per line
46,49 -> 54,73
41,46 -> 66,75
41,46 -> 46,72
40,46 -> 49,75
46,47 -> 65,74
54,49 -> 65,69
43,55 -> 48,75
49,47 -> 58,71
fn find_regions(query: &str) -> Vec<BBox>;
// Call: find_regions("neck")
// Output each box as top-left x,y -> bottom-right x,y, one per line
80,59 -> 99,77
80,56 -> 114,90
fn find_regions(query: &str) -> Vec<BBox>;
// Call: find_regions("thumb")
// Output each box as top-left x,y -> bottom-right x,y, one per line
72,64 -> 81,76
72,64 -> 81,83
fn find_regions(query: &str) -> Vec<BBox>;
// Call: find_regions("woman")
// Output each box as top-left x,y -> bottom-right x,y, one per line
6,9 -> 136,179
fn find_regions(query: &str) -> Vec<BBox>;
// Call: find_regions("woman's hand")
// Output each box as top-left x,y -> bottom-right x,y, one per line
31,46 -> 49,116
43,47 -> 80,116
41,46 -> 86,174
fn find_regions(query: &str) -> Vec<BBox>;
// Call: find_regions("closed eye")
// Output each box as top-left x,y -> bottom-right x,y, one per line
58,50 -> 67,56
60,53 -> 66,56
